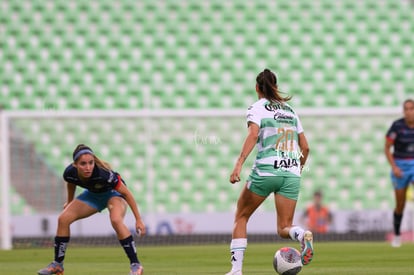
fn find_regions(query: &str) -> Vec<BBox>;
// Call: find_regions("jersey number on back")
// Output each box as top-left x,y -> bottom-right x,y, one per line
275,128 -> 295,152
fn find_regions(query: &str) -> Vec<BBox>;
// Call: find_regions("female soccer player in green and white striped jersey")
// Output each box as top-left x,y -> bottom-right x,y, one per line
225,69 -> 313,275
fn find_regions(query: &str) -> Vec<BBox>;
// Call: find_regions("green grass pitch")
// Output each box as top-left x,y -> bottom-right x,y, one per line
0,242 -> 412,274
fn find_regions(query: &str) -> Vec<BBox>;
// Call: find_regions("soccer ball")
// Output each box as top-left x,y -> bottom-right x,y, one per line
273,247 -> 303,275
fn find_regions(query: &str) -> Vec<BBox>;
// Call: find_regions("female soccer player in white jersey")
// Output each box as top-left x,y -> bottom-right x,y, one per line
225,69 -> 313,275
37,144 -> 145,275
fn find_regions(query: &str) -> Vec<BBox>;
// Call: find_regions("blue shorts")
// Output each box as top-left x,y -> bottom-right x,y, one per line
77,190 -> 123,212
391,159 -> 414,190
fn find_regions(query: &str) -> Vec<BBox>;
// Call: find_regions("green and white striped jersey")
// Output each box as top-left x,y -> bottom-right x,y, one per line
247,98 -> 304,177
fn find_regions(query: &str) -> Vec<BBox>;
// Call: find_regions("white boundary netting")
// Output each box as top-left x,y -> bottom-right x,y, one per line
0,107 -> 402,249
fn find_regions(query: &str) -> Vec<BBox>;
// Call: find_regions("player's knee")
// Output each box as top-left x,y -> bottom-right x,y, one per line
57,213 -> 74,226
235,208 -> 255,220
110,215 -> 124,228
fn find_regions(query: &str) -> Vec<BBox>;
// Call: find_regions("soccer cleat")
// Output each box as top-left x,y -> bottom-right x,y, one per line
391,235 -> 401,248
37,261 -> 64,275
130,263 -> 144,275
300,230 -> 314,265
225,270 -> 242,275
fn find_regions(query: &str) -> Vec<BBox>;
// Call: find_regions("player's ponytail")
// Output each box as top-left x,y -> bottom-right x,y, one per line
256,69 -> 291,103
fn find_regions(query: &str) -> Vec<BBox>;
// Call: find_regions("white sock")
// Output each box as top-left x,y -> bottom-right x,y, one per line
229,238 -> 247,271
288,226 -> 304,242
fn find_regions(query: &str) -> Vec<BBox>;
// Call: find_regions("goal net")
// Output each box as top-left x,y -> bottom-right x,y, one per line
1,107 -> 409,249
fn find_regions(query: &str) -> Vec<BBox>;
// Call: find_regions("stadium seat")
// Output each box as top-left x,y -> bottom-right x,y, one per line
2,1 -> 411,108
4,0 -> 413,215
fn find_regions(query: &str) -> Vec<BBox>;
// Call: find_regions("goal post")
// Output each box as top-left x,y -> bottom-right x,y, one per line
1,110 -> 12,250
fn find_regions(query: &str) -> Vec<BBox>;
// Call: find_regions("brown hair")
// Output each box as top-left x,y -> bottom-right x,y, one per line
72,144 -> 112,171
403,99 -> 414,107
256,69 -> 291,102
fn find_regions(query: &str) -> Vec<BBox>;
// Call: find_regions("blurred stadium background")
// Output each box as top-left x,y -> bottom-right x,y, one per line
1,0 -> 413,249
